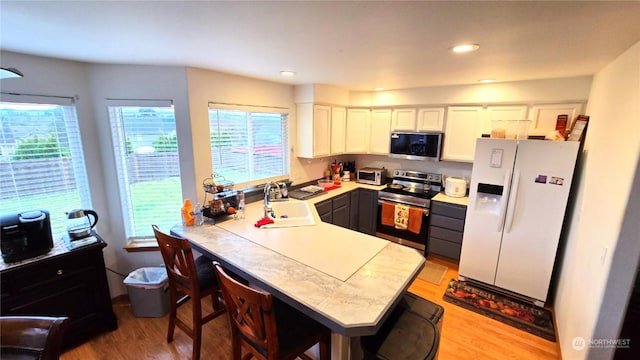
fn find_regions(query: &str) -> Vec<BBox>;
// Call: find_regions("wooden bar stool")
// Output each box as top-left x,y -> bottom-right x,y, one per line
153,225 -> 226,360
214,262 -> 331,360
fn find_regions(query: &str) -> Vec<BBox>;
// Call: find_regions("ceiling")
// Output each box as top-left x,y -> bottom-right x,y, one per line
1,1 -> 639,91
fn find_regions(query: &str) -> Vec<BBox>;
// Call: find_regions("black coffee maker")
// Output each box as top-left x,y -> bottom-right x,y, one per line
0,210 -> 53,263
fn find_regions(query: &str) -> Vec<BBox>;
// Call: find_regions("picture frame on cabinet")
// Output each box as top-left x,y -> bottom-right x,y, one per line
567,115 -> 589,142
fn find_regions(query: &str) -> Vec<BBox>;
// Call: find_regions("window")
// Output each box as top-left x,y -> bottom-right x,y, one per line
0,95 -> 91,238
108,100 -> 182,239
208,104 -> 289,187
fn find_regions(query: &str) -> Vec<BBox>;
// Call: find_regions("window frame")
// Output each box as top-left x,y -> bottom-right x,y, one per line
208,102 -> 290,189
0,93 -> 92,238
107,99 -> 182,241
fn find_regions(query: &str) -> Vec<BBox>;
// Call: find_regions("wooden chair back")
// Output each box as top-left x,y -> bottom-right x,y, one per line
215,263 -> 279,359
153,225 -> 225,360
153,225 -> 199,295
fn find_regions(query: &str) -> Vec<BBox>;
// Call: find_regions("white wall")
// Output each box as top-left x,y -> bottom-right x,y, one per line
86,64 -> 191,295
554,41 -> 640,359
350,76 -> 592,107
185,67 -> 330,193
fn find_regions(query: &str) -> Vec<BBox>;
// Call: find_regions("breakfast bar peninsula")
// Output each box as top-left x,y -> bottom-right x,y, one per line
171,183 -> 425,360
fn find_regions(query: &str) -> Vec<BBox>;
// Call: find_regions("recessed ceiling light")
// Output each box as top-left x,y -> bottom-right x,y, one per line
478,79 -> 495,83
451,44 -> 480,53
280,70 -> 296,76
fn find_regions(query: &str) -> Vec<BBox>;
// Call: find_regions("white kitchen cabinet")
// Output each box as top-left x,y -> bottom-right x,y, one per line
369,109 -> 392,154
441,106 -> 483,162
528,103 -> 584,136
330,106 -> 347,155
296,103 -> 330,158
391,107 -> 445,132
391,108 -> 417,131
417,107 -> 445,131
483,105 -> 529,135
346,108 -> 371,154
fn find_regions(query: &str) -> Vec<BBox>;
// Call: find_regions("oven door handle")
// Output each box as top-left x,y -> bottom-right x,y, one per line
378,200 -> 429,216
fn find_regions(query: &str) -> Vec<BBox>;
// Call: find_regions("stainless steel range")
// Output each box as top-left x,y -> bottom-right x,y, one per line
376,170 -> 442,252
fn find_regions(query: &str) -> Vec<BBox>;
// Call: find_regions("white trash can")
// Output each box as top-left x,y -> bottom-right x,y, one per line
123,267 -> 170,317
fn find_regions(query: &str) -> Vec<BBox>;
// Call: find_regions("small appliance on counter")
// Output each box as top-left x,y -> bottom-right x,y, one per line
66,209 -> 98,240
444,176 -> 468,198
1,210 -> 53,263
357,167 -> 387,185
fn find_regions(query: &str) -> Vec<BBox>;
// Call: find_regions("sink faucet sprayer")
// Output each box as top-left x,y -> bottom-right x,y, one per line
263,181 -> 280,218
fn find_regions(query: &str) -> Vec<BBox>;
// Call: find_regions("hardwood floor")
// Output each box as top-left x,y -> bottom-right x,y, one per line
61,256 -> 560,359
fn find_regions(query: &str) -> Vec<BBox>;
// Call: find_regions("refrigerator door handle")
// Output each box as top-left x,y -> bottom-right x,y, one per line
497,169 -> 512,232
504,169 -> 521,233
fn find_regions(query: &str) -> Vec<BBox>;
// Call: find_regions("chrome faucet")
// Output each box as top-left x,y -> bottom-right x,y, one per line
263,181 -> 280,218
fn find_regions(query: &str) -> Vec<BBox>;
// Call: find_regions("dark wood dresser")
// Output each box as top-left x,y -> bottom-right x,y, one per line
0,233 -> 118,349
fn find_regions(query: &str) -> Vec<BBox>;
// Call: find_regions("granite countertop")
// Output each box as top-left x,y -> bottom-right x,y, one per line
0,235 -> 101,272
433,192 -> 469,206
172,181 -> 425,337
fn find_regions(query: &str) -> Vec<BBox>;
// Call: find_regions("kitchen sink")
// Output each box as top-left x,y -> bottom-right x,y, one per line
261,201 -> 316,228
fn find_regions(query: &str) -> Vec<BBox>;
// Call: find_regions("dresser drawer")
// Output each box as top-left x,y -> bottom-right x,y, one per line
430,214 -> 465,232
428,238 -> 462,260
429,226 -> 463,244
431,201 -> 467,220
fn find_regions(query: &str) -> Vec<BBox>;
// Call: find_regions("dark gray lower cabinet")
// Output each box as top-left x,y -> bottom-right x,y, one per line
428,200 -> 467,260
332,193 -> 350,228
315,189 -> 377,235
315,198 -> 333,223
356,189 -> 378,236
315,193 -> 350,227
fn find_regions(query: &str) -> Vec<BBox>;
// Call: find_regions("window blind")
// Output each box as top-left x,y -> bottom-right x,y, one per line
0,97 -> 91,238
108,102 -> 182,239
208,105 -> 289,188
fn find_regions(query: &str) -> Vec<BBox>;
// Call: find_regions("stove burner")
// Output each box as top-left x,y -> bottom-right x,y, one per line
378,169 -> 443,208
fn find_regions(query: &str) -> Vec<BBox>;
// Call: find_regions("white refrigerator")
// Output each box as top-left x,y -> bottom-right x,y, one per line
458,138 -> 580,305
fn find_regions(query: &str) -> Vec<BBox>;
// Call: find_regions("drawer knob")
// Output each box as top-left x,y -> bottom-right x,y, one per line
57,269 -> 63,275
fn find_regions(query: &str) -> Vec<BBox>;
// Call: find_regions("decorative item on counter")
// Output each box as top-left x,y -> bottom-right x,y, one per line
332,161 -> 342,185
555,114 -> 569,138
567,115 -> 589,142
181,199 -> 195,226
342,170 -> 351,182
254,217 -> 274,228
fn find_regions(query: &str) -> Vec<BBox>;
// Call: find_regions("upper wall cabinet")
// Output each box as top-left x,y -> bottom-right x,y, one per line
441,106 -> 484,162
391,109 -> 417,131
391,107 -> 445,132
528,103 -> 584,136
330,106 -> 347,155
417,107 -> 445,132
483,105 -> 529,135
370,109 -> 392,154
346,108 -> 371,154
297,103 -> 331,158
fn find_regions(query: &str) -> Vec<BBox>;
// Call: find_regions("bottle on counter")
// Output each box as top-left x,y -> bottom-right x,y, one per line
194,203 -> 204,226
235,190 -> 245,220
182,199 -> 195,226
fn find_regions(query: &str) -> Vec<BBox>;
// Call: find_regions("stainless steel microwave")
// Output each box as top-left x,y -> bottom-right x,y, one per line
389,132 -> 442,161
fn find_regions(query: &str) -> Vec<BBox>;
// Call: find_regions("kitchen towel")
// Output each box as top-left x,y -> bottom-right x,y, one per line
394,204 -> 409,230
381,202 -> 395,226
407,207 -> 423,234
